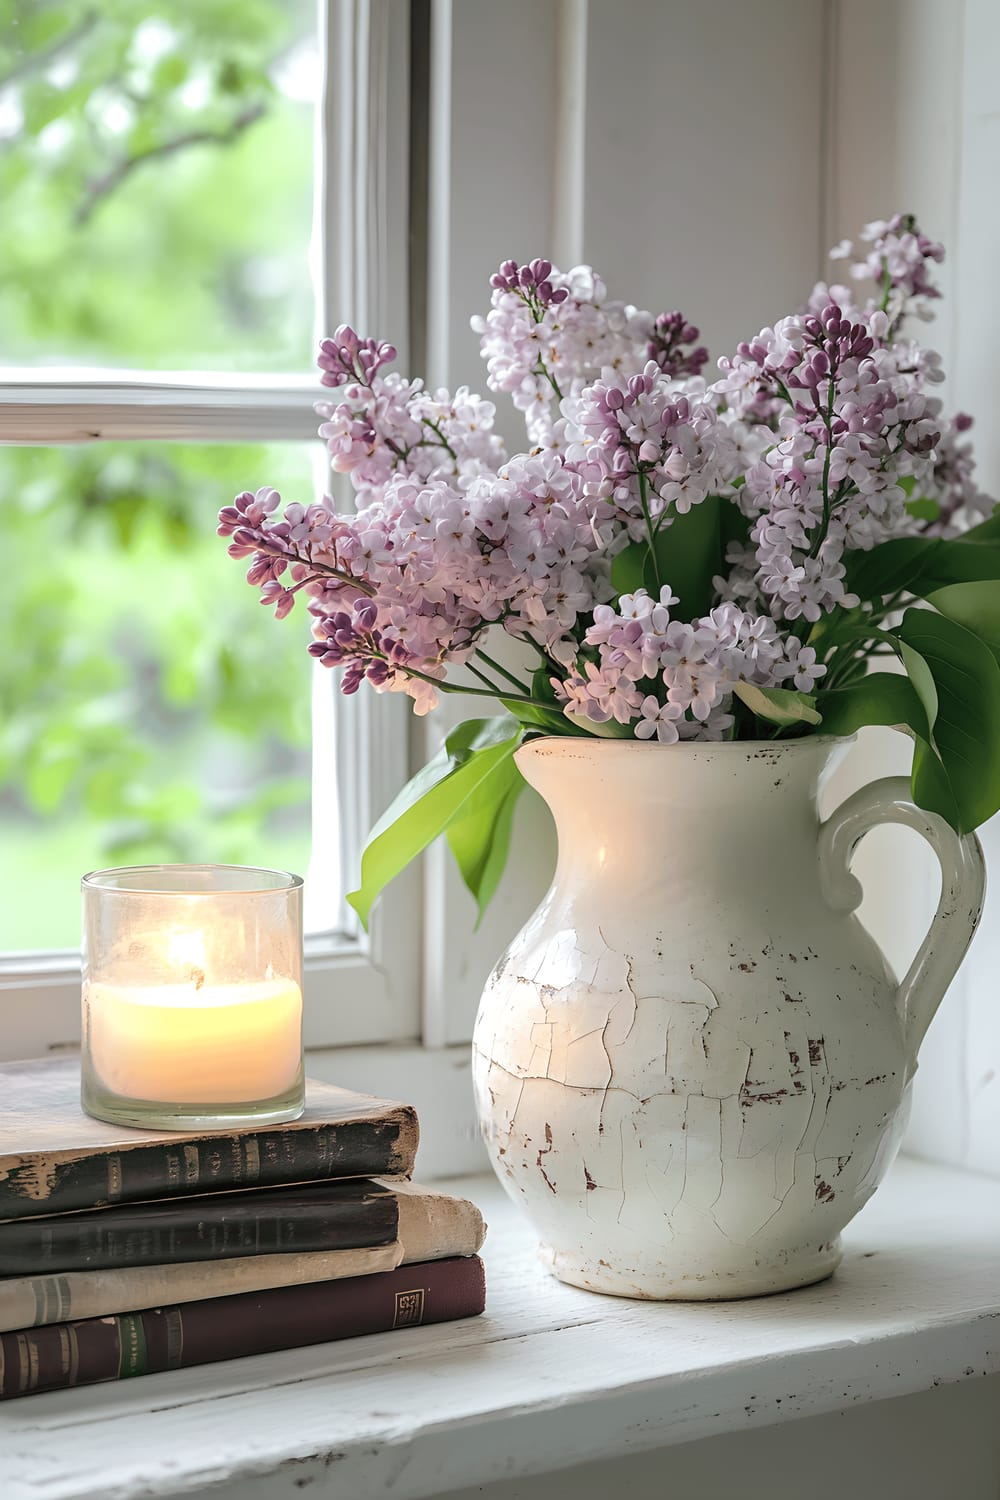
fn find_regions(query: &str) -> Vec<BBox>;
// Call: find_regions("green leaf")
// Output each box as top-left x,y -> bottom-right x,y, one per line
896,610 -> 1000,832
958,505 -> 1000,543
656,496 -> 724,619
446,756 -> 525,926
927,582 -> 1000,662
153,54 -> 189,92
346,715 -> 523,929
501,669 -> 587,736
732,682 -> 822,729
897,641 -> 939,730
905,497 -> 941,523
609,496 -> 731,618
610,540 -> 647,598
909,736 -> 963,831
845,537 -> 1000,603
503,695 -> 577,737
564,712 -> 634,738
816,673 -> 930,740
531,665 -> 561,705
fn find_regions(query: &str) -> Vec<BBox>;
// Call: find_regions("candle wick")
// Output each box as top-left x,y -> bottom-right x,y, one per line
192,968 -> 205,991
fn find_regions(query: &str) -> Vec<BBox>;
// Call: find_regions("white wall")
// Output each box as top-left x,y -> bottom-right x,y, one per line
828,0 -> 1000,1176
910,0 -> 1000,1177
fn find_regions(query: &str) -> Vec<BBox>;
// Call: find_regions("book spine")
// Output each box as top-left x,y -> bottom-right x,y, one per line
0,1245 -> 404,1332
0,1186 -> 399,1275
0,1257 -> 486,1399
0,1108 -> 419,1222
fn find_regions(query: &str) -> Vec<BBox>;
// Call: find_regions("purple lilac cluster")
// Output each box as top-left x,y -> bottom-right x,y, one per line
556,588 -> 824,741
813,221 -> 992,537
917,412 -> 994,536
829,214 -> 944,325
219,220 -> 994,739
715,301 -> 942,621
220,442 -> 619,714
645,311 -> 709,380
313,324 -> 505,506
564,364 -> 738,531
471,259 -> 653,446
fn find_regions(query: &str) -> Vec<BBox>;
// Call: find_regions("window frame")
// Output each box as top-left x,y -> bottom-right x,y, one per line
0,0 -> 423,1056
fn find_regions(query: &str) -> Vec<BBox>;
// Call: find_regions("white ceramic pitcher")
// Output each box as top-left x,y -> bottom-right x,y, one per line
472,736 -> 985,1299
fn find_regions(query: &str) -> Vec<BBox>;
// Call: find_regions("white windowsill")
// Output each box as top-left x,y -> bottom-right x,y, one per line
5,1155 -> 1000,1500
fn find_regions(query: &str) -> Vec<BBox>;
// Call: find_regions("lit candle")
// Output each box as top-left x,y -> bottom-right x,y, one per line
81,865 -> 305,1129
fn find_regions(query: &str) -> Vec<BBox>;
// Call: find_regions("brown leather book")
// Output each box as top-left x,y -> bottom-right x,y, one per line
0,1057 -> 419,1221
0,1179 -> 487,1329
0,1256 -> 486,1400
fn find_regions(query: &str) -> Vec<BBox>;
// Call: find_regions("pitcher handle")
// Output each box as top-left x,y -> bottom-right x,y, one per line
818,776 -> 986,1075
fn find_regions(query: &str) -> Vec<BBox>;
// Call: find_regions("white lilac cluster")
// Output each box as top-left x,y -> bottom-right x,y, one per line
220,221 -> 994,741
556,588 -> 824,741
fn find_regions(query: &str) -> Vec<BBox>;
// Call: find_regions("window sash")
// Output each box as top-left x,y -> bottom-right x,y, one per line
0,375 -> 322,443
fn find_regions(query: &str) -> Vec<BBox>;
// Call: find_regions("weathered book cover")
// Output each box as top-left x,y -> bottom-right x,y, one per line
0,1178 -> 400,1275
0,1256 -> 487,1399
0,1056 -> 419,1221
0,1245 -> 403,1333
0,1179 -> 486,1329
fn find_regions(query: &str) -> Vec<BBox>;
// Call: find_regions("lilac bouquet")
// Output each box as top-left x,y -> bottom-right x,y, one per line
220,215 -> 1000,924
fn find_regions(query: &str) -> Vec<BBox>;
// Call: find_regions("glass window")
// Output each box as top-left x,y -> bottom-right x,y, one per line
0,4 -> 421,1056
0,1 -> 318,372
0,440 -> 334,951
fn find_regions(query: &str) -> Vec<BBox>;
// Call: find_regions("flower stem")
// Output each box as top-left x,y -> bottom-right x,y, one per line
250,539 -> 376,597
422,417 -> 459,461
475,648 -> 532,695
638,469 -> 663,590
466,661 -> 507,694
533,359 -> 563,403
392,662 -> 543,707
810,376 -> 837,559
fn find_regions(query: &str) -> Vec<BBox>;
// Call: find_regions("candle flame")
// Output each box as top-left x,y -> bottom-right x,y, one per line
165,927 -> 207,983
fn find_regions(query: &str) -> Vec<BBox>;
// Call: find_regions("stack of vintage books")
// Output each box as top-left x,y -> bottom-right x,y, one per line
0,1057 -> 486,1399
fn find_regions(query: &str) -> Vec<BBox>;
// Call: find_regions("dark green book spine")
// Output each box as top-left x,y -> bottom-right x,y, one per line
0,1181 -> 399,1275
0,1114 -> 415,1222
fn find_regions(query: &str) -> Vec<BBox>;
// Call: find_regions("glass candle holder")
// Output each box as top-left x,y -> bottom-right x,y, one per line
81,865 -> 305,1130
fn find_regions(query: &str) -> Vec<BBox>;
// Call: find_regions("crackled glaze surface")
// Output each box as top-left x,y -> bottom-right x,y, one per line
472,738 -> 985,1299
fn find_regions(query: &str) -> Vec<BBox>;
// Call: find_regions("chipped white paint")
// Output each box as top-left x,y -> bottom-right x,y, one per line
472,738 -> 985,1299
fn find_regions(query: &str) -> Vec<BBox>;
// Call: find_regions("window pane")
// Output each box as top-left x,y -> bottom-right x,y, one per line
0,441 -> 335,952
0,2 -> 318,373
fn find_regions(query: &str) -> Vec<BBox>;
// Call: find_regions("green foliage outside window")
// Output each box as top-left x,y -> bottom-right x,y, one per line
0,2 -> 322,948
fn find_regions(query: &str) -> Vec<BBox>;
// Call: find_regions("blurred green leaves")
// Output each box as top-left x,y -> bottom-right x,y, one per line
0,4 -> 321,946
0,442 -> 315,945
0,0 -> 317,371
